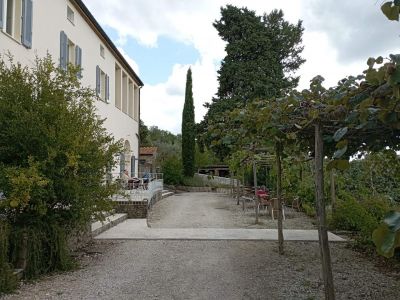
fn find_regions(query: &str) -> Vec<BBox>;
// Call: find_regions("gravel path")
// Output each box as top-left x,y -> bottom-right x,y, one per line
3,240 -> 399,300
2,192 -> 400,299
148,192 -> 316,230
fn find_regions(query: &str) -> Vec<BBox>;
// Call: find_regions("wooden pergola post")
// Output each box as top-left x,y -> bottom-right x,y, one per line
330,169 -> 336,213
315,122 -> 335,300
276,142 -> 284,255
253,160 -> 259,224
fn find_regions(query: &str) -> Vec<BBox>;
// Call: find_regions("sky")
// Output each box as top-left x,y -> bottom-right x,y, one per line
83,0 -> 400,134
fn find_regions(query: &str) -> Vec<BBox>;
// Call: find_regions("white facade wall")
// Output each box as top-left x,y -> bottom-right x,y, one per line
0,0 -> 141,175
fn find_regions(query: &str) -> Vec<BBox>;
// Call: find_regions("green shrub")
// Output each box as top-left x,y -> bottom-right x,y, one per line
162,156 -> 183,185
302,202 -> 316,217
297,177 -> 315,205
0,221 -> 17,294
330,197 -> 379,242
362,196 -> 391,221
181,176 -> 208,187
0,56 -> 120,285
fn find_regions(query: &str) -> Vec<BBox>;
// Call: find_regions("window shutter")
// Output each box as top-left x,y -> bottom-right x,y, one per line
75,45 -> 82,78
21,0 -> 33,48
60,31 -> 68,70
105,74 -> 110,102
0,0 -> 4,29
96,65 -> 100,96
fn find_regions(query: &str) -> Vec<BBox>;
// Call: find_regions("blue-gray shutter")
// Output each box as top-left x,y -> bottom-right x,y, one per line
105,74 -> 110,102
120,153 -> 125,176
60,31 -> 68,70
0,0 -> 4,29
96,65 -> 100,96
75,45 -> 82,78
21,0 -> 33,48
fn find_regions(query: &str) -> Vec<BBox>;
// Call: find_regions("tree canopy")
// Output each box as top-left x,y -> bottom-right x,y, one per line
202,5 -> 305,160
182,68 -> 195,177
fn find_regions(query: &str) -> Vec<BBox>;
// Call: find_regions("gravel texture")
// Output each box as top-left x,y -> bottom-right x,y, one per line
148,192 -> 316,230
2,192 -> 400,300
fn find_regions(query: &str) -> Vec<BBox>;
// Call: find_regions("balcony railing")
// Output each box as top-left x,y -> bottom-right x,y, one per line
111,173 -> 163,204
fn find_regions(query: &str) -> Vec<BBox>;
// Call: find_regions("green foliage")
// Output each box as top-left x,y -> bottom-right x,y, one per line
161,156 -> 183,185
139,119 -> 151,146
331,198 -> 377,236
302,203 -> 316,218
0,55 -> 120,283
0,221 -> 17,294
9,222 -> 74,279
372,211 -> 400,257
182,68 -> 195,177
195,145 -> 219,169
330,194 -> 394,245
381,1 -> 400,21
203,5 -> 305,160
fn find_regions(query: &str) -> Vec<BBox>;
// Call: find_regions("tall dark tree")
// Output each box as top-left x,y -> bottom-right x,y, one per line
139,119 -> 150,146
182,68 -> 195,177
203,5 -> 305,159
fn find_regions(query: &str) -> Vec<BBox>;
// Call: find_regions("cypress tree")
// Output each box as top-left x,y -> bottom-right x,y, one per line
182,68 -> 195,177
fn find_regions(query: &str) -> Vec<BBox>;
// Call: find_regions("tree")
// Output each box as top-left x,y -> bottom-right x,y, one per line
0,56 -> 120,283
139,119 -> 150,146
202,5 -> 304,160
182,68 -> 195,177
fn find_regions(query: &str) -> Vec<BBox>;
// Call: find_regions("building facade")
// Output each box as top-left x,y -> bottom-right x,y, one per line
0,0 -> 143,176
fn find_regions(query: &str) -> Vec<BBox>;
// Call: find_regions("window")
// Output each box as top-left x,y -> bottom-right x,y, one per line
5,0 -> 16,36
4,0 -> 20,38
134,85 -> 139,121
60,31 -> 82,75
122,72 -> 128,113
96,66 -> 109,103
128,80 -> 134,118
115,64 -> 122,109
1,0 -> 33,48
100,45 -> 105,58
67,6 -> 74,24
68,39 -> 75,65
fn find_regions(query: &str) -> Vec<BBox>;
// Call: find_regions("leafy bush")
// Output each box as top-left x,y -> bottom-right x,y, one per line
0,221 -> 17,294
0,56 -> 120,283
331,198 -> 377,234
362,196 -> 392,221
302,202 -> 316,217
297,176 -> 315,205
162,156 -> 183,185
181,176 -> 208,187
330,195 -> 392,243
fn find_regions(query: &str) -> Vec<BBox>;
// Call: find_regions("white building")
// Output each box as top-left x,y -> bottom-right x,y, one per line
0,0 -> 143,176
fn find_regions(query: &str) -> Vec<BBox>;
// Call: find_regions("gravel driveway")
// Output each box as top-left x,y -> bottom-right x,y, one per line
2,192 -> 400,300
148,192 -> 316,229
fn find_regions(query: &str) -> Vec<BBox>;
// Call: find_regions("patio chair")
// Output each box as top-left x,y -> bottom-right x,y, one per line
270,197 -> 286,220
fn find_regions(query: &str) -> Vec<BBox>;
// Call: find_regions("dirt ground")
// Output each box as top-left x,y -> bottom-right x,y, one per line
2,192 -> 400,300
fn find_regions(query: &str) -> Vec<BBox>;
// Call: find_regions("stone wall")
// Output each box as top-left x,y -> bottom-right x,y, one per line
175,186 -> 232,194
114,201 -> 148,218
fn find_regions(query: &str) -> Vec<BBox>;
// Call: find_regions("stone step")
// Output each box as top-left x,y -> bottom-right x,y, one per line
162,191 -> 174,199
91,213 -> 128,237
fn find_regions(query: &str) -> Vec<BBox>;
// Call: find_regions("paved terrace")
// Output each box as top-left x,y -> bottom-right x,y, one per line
96,192 -> 345,242
95,219 -> 345,241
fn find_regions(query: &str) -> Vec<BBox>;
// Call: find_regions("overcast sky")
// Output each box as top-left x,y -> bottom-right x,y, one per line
83,0 -> 400,134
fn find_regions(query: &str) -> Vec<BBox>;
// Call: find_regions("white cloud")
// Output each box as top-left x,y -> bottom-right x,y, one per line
83,0 -> 400,134
141,60 -> 219,134
116,46 -> 140,75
